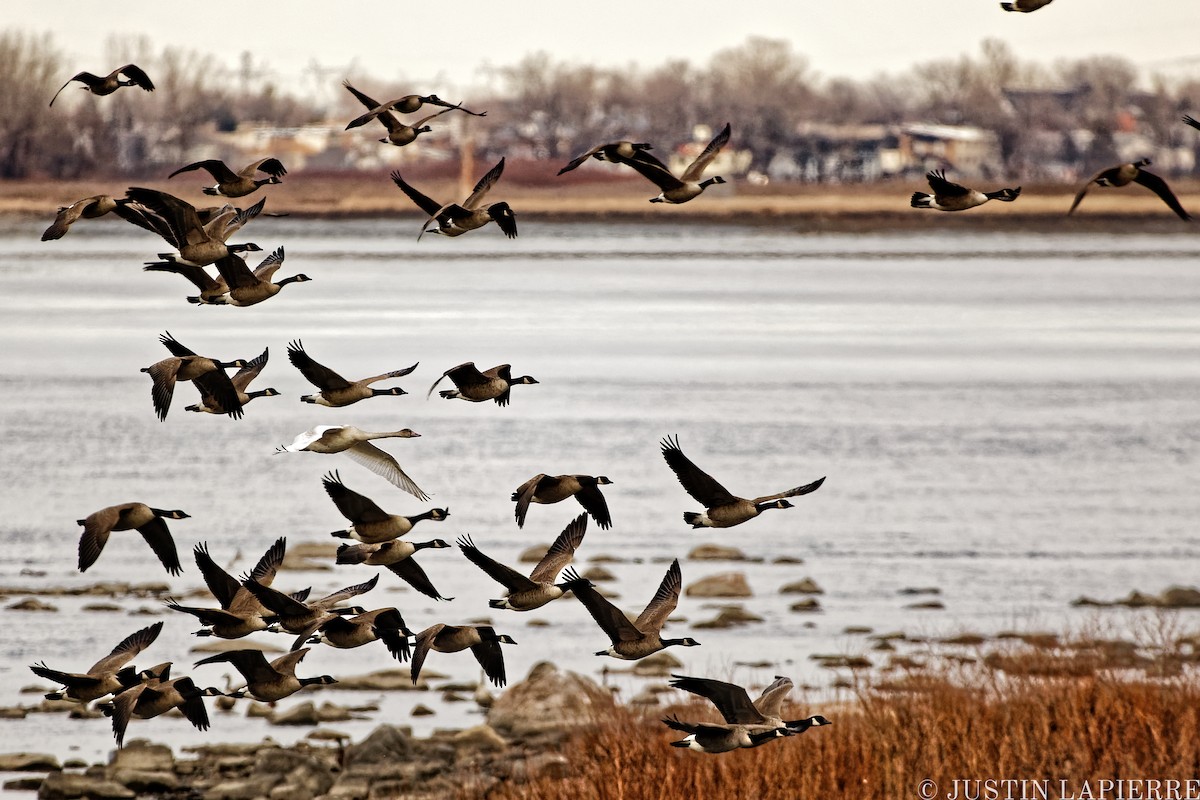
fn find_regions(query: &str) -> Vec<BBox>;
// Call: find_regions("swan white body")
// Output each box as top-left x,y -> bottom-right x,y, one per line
277,425 -> 428,500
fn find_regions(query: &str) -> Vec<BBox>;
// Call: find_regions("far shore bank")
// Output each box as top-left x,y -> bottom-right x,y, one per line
3,175 -> 1200,234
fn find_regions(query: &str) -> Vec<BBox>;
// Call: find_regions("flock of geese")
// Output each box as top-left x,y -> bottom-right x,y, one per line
29,12 -> 1196,754
34,70 -> 833,754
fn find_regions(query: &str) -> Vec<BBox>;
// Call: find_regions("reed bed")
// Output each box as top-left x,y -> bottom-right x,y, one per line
475,641 -> 1200,800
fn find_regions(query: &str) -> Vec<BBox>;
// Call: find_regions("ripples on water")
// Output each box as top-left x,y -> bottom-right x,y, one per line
0,217 -> 1198,761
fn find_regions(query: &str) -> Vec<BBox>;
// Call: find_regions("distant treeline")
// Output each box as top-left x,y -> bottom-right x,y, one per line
3,30 -> 1199,179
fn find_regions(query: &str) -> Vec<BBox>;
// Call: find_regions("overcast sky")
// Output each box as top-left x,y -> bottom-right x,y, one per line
5,0 -> 1197,92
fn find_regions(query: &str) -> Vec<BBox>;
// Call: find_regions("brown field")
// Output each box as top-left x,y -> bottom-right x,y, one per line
4,167 -> 1200,233
472,653 -> 1200,800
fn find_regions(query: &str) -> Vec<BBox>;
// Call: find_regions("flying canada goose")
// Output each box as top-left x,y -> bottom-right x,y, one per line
169,539 -> 301,639
409,625 -> 517,688
390,159 -> 517,240
185,348 -> 279,414
276,425 -> 429,499
204,250 -> 311,306
41,195 -> 137,240
104,676 -> 220,748
121,189 -> 264,267
49,64 -> 154,106
287,340 -> 417,407
322,470 -> 448,543
77,503 -> 189,576
457,513 -> 587,611
557,141 -> 654,176
194,648 -> 336,703
910,170 -> 1021,211
669,674 -> 831,734
343,80 -> 485,125
1000,0 -> 1053,10
168,157 -> 287,197
662,716 -> 789,753
347,103 -> 468,147
561,559 -> 700,660
241,573 -> 379,635
1068,159 -> 1191,221
624,123 -> 731,204
301,607 -> 414,660
165,598 -> 281,640
1185,115 -> 1200,131
335,540 -> 454,601
30,621 -> 164,703
512,473 -> 613,530
141,331 -> 250,421
426,362 -> 538,406
660,435 -> 825,529
145,247 -> 301,306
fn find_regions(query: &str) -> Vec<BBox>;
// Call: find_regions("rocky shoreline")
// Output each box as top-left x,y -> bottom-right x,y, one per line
4,661 -> 608,800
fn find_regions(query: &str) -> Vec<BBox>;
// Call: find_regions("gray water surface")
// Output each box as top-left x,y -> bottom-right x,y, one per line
1,217 -> 1198,762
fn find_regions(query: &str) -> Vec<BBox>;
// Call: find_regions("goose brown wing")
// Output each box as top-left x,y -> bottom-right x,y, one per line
1067,176 -> 1099,215
512,474 -> 552,529
458,535 -> 539,593
173,677 -> 212,732
660,435 -> 736,507
751,475 -> 826,504
142,359 -> 181,422
252,247 -> 286,282
229,348 -> 268,392
193,542 -> 241,607
470,639 -> 508,687
322,471 -> 390,522
342,81 -> 382,110
464,158 -> 506,209
117,64 -> 155,91
269,648 -> 310,677
409,625 -> 444,684
78,507 -> 119,572
570,579 -> 643,643
29,663 -> 97,689
191,369 -> 244,420
390,171 -> 444,216
925,170 -> 970,198
241,579 -> 312,617
41,198 -> 88,240
125,188 -> 201,246
528,513 -> 587,584
557,144 -> 606,176
385,558 -> 451,601
1133,169 -> 1191,220
222,196 -> 266,237
634,559 -> 681,633
625,151 -> 684,191
169,160 -> 238,183
446,361 -> 489,388
134,516 -> 181,576
195,648 -> 279,684
165,602 -> 244,628
573,481 -> 612,530
670,674 -> 765,725
49,72 -> 100,106
212,253 -> 260,290
142,261 -> 224,293
243,157 -> 287,179
109,683 -> 144,746
754,675 -> 795,720
680,122 -> 731,183
158,331 -> 197,358
311,573 -> 379,609
287,340 -> 352,391
90,621 -> 164,674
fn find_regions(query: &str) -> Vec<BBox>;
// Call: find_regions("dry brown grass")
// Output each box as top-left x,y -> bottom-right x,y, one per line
476,660 -> 1200,800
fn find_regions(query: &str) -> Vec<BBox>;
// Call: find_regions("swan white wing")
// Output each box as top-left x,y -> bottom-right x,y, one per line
343,441 -> 429,500
281,425 -> 347,452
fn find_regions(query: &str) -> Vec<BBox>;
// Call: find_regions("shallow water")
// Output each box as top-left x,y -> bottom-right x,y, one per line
1,216 -> 1198,763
